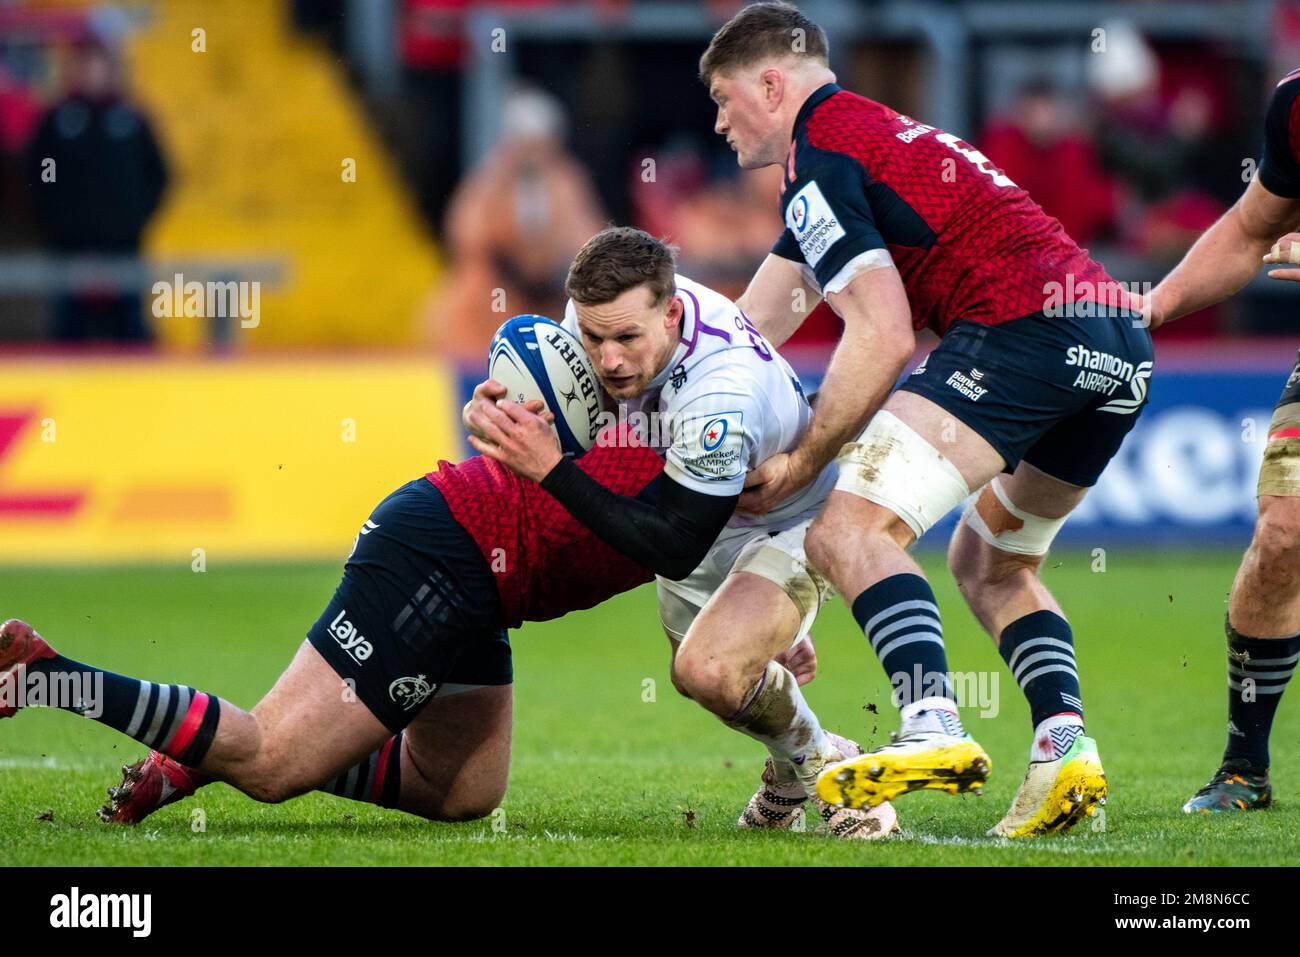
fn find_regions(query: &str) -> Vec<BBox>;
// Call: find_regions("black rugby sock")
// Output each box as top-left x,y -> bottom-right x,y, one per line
20,655 -> 222,766
1223,619 -> 1300,770
851,574 -> 963,735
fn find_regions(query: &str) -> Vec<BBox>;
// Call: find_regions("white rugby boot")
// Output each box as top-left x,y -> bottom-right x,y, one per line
739,732 -> 900,840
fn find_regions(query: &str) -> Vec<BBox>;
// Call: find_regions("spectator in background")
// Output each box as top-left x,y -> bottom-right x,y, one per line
1086,19 -> 1227,337
27,38 -> 168,344
1087,20 -> 1224,262
422,85 -> 606,360
631,138 -> 783,294
981,79 -> 1116,247
0,65 -> 42,245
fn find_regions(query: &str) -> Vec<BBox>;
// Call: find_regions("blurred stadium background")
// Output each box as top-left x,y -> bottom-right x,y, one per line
0,0 -> 1298,564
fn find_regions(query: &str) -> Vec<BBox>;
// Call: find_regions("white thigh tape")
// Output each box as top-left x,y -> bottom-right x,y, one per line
834,410 -> 971,540
961,477 -> 1069,556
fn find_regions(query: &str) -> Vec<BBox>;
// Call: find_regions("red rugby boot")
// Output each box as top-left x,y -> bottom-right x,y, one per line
99,750 -> 209,824
0,619 -> 57,717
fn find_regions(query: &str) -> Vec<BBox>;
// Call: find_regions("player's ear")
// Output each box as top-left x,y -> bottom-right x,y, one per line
760,66 -> 784,110
664,293 -> 683,331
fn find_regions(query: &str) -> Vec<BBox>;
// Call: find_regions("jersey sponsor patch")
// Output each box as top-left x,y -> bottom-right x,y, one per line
676,410 -> 745,482
786,180 -> 845,267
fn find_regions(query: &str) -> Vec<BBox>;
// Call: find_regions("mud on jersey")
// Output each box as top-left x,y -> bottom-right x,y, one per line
772,83 -> 1125,336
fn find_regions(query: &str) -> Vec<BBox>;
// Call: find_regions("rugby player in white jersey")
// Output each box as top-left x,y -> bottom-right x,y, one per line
466,226 -> 897,838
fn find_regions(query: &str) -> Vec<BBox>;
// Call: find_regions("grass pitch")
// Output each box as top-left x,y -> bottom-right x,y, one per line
1,549 -> 1296,866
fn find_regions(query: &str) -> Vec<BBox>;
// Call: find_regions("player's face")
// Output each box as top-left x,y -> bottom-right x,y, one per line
574,286 -> 683,401
710,69 -> 783,169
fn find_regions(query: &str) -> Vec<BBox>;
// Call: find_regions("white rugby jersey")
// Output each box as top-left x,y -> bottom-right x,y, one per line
563,273 -> 835,530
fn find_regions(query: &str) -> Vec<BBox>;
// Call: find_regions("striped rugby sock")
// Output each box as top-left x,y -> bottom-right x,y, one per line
323,733 -> 404,808
1223,619 -> 1300,769
998,610 -> 1084,761
851,573 -> 963,736
24,655 -> 222,766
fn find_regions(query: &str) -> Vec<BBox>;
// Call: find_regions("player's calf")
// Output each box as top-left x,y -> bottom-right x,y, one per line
949,469 -> 1106,835
1232,497 -> 1300,636
382,684 -> 512,822
809,405 -> 988,744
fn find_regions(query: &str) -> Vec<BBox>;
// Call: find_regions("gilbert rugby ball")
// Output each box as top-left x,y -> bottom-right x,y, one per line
488,314 -> 603,457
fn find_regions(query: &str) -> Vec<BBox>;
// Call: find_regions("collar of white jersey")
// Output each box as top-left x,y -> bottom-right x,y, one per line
646,278 -> 707,392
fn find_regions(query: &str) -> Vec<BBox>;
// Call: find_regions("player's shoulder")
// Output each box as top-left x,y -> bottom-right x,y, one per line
801,87 -> 912,163
1275,67 -> 1300,93
1267,68 -> 1300,125
1266,68 -> 1300,115
673,273 -> 733,321
794,87 -> 943,195
1260,68 -> 1300,196
667,283 -> 759,401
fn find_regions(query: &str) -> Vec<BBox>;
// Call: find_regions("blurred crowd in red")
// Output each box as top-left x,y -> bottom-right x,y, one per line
3,0 -> 1300,350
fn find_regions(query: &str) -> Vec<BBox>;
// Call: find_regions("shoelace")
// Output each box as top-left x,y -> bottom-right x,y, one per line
1196,767 -> 1263,797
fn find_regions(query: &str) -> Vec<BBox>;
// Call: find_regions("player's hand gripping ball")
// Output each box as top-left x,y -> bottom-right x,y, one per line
486,315 -> 604,458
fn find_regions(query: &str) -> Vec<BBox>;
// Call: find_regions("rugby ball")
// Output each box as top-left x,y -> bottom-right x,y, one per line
488,314 -> 603,457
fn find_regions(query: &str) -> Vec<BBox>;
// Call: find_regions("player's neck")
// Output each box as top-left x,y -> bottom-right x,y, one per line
784,68 -> 837,138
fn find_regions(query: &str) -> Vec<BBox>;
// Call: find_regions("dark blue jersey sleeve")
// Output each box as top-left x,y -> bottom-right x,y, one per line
1259,71 -> 1300,199
771,226 -> 804,263
775,146 -> 886,290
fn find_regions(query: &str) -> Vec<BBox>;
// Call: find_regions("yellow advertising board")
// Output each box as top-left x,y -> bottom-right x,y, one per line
0,357 -> 458,563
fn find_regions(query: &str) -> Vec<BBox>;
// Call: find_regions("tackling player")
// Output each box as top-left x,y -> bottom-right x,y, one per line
467,226 -> 896,838
698,2 -> 1152,836
2,425 -> 671,824
1148,68 -> 1300,813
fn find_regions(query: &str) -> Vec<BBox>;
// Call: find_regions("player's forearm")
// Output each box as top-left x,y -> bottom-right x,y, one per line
788,268 -> 915,479
539,461 -> 735,580
1152,205 -> 1272,324
790,322 -> 911,479
742,299 -> 807,350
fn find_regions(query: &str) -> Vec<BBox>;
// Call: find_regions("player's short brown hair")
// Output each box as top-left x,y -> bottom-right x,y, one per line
699,1 -> 829,87
565,227 -> 677,308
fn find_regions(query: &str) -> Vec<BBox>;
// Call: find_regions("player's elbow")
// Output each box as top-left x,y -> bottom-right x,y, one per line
655,550 -> 707,582
884,330 -> 916,371
839,307 -> 914,368
653,534 -> 715,581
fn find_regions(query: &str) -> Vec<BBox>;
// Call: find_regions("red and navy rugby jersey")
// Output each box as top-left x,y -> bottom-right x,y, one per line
1258,68 -> 1300,198
426,425 -> 663,630
772,84 -> 1122,336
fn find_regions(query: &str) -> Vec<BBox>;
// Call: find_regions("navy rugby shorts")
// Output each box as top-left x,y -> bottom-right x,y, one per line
900,305 -> 1154,487
306,479 -> 512,733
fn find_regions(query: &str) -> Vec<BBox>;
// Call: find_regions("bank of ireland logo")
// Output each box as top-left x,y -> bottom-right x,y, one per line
389,674 -> 435,711
701,417 -> 729,451
791,195 -> 809,235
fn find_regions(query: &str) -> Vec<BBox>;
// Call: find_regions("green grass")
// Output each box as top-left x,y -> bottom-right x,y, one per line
1,550 -> 1296,866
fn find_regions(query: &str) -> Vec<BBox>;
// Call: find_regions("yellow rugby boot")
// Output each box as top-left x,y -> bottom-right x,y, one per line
988,734 -> 1107,838
815,730 -> 991,809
